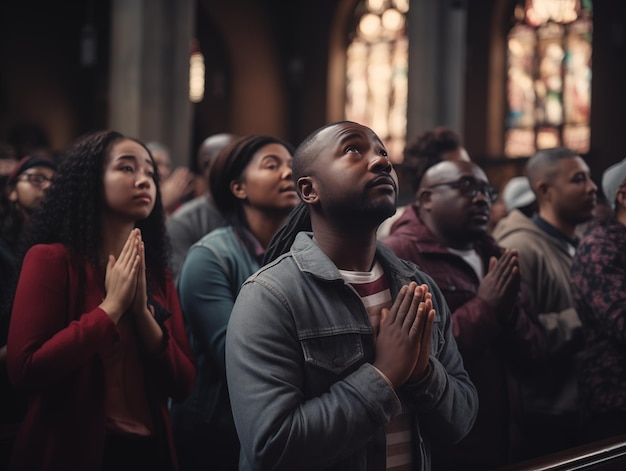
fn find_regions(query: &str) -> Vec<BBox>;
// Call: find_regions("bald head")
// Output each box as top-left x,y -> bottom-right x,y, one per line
197,133 -> 237,178
420,160 -> 487,191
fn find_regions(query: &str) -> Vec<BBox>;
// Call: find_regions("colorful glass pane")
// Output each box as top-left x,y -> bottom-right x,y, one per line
345,0 -> 408,163
504,0 -> 592,158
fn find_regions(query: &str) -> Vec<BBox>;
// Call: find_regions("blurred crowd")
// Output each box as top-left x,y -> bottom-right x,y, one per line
0,122 -> 624,471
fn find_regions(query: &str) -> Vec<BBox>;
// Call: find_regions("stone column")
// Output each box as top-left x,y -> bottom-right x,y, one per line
407,0 -> 467,138
109,0 -> 195,166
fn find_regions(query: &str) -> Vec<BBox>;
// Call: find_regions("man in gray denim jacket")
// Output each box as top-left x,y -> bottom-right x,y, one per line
225,121 -> 478,470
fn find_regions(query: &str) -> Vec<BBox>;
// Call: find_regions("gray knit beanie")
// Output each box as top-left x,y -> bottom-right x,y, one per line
602,157 -> 626,211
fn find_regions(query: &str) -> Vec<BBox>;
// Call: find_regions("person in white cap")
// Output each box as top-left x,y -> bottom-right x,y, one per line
502,176 -> 536,215
601,158 -> 626,211
490,176 -> 538,234
570,157 -> 626,444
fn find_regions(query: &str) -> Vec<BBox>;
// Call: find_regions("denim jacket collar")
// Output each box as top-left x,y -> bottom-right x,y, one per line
290,231 -> 417,283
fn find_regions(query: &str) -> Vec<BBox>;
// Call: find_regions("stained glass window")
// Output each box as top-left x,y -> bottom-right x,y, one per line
345,0 -> 409,163
505,0 -> 592,157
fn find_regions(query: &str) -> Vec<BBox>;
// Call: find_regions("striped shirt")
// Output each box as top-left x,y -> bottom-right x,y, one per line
339,261 -> 413,470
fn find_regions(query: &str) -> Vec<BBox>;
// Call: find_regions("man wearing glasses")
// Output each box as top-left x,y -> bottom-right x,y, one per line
382,160 -> 546,470
1,153 -> 57,465
6,154 -> 56,217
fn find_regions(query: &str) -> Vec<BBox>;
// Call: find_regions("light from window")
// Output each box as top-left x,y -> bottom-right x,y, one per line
189,49 -> 205,103
345,0 -> 408,163
505,0 -> 592,157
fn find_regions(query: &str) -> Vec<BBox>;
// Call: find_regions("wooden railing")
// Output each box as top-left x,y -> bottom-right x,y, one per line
497,435 -> 626,471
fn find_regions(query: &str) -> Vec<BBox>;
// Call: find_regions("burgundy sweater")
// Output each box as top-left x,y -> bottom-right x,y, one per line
7,243 -> 195,471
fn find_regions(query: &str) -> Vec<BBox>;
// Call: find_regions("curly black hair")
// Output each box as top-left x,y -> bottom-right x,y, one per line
18,130 -> 171,290
402,127 -> 464,192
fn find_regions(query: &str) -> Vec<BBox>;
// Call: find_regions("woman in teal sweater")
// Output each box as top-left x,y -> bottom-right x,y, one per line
170,135 -> 299,470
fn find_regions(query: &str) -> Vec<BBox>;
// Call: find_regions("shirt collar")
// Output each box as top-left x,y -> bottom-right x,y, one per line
532,213 -> 578,250
291,232 -> 416,282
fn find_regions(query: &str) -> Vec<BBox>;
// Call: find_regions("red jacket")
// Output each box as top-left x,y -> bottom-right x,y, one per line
7,243 -> 196,471
383,204 -> 546,468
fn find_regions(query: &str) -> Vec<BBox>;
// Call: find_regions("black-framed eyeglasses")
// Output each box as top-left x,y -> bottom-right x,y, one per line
425,176 -> 498,203
18,173 -> 53,188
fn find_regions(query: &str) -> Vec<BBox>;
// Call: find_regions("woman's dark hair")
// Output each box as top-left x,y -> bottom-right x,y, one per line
402,126 -> 463,192
18,130 -> 170,290
209,134 -> 294,243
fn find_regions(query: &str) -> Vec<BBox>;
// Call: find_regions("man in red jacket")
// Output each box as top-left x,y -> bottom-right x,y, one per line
383,159 -> 546,470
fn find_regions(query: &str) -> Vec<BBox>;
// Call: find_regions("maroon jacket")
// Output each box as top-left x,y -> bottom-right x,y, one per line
7,243 -> 196,471
383,204 -> 546,469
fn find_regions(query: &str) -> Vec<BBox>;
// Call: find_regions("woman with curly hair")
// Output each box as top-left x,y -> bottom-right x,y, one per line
6,130 -> 196,471
170,134 -> 299,470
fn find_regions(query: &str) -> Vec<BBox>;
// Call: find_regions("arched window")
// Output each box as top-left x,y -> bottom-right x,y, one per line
505,0 -> 592,158
344,0 -> 409,163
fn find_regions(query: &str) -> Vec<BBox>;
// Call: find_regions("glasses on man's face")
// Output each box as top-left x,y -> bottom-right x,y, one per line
18,173 -> 53,188
426,176 -> 498,203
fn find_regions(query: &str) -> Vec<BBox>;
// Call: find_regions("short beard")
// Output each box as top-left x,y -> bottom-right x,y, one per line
326,197 -> 397,231
368,198 -> 397,225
